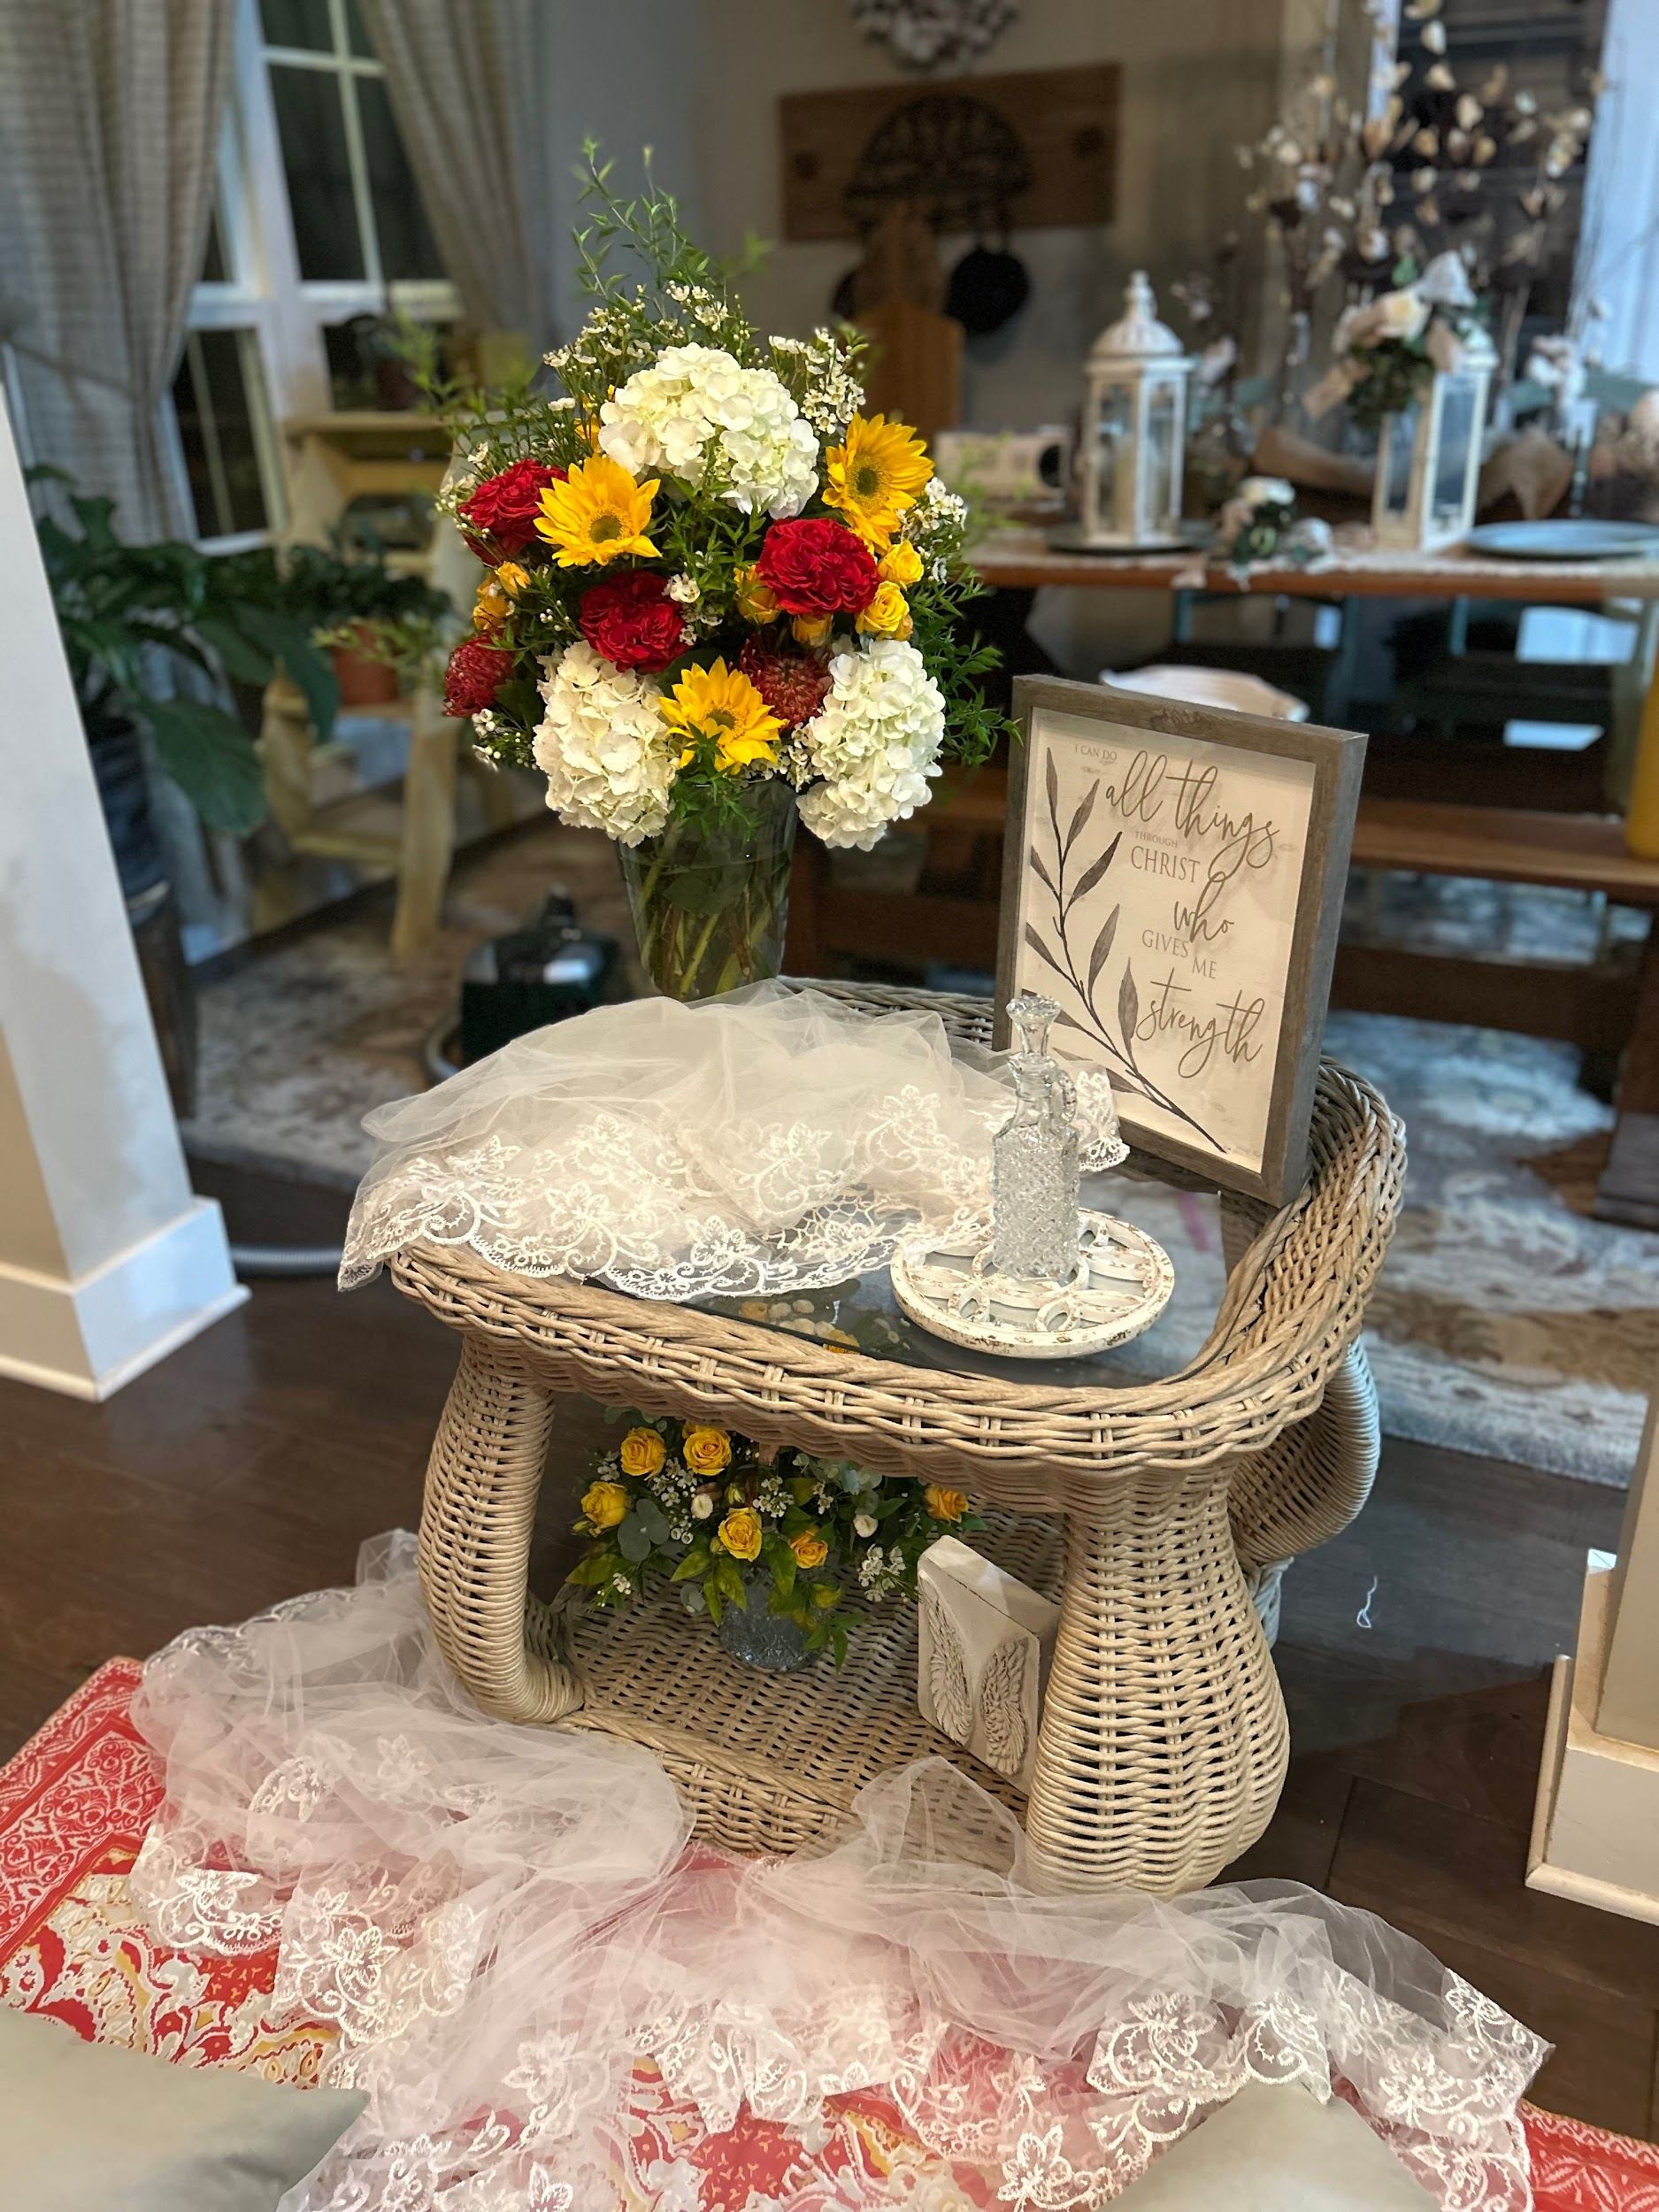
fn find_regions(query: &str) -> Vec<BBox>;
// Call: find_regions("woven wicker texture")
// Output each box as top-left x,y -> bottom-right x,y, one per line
396,983 -> 1404,1895
558,1515 -> 1061,1856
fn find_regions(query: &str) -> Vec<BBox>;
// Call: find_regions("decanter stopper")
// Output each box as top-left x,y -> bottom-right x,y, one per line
992,994 -> 1082,1284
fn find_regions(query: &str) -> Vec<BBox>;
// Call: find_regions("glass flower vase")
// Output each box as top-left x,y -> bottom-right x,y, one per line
619,777 -> 797,1002
717,1590 -> 814,1672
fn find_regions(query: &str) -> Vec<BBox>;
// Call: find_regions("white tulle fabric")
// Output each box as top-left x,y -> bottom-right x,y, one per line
128,1539 -> 1546,2212
337,982 -> 1124,1298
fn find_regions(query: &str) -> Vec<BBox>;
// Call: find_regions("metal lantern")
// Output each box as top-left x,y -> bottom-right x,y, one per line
1371,320 -> 1497,552
1071,272 -> 1194,550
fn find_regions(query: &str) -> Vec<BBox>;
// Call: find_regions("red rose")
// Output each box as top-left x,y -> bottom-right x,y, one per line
580,570 -> 687,673
459,458 -> 565,560
755,517 -> 879,618
443,637 -> 514,718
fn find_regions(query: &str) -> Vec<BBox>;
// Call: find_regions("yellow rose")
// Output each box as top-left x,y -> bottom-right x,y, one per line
736,565 -> 780,623
682,1425 -> 733,1476
878,539 -> 924,587
924,1485 -> 968,1524
855,581 -> 912,641
618,1426 -> 665,1477
495,560 -> 531,595
718,1507 -> 763,1562
581,1479 -> 630,1530
791,612 -> 833,648
790,1529 -> 829,1570
472,575 -> 511,633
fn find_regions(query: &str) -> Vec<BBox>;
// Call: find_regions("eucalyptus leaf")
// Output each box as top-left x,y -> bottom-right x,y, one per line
636,1498 -> 671,1546
680,1581 -> 707,1615
616,1511 -> 653,1563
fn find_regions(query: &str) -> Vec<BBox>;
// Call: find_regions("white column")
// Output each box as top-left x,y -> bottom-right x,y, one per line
0,397 -> 245,1399
1531,1379 -> 1659,1922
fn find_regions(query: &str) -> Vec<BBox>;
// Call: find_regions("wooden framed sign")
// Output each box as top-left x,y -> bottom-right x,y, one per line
996,676 -> 1365,1205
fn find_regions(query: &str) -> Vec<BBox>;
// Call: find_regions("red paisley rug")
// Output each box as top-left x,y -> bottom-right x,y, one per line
4,1660 -> 1657,2211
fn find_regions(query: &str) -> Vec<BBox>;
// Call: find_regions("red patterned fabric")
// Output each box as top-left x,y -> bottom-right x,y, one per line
4,1663 -> 1658,2208
1525,2104 -> 1659,2212
0,1660 -> 333,2081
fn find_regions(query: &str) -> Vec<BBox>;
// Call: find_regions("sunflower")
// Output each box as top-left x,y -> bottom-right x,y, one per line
661,660 -> 784,773
535,454 -> 660,567
824,414 -> 933,547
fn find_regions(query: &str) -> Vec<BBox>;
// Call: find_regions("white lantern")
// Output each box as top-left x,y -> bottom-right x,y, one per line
1371,319 -> 1497,552
1071,273 -> 1194,550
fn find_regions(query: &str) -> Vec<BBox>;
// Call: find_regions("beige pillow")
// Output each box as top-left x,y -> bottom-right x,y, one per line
0,2004 -> 365,2212
1116,2080 -> 1438,2209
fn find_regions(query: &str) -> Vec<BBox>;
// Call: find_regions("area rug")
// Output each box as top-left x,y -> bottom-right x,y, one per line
0,1660 -> 1649,2210
183,834 -> 1658,1487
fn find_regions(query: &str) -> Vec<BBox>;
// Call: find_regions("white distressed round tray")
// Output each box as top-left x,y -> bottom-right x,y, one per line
889,1210 -> 1175,1361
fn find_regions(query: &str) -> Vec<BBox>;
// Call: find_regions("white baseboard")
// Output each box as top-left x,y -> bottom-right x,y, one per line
1529,1562 -> 1659,1923
0,1198 -> 248,1401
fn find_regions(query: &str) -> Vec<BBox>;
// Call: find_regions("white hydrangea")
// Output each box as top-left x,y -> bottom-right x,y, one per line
795,639 -> 945,851
533,641 -> 676,847
598,344 -> 818,518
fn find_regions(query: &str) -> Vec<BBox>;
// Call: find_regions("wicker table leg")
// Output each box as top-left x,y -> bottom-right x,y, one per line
1024,1463 -> 1287,1896
1230,1341 -> 1382,1636
416,1336 -> 583,1724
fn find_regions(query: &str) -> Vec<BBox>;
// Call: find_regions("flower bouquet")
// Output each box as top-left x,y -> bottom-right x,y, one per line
1212,475 -> 1331,574
568,1413 -> 981,1671
1312,254 -> 1486,434
434,152 -> 1006,1001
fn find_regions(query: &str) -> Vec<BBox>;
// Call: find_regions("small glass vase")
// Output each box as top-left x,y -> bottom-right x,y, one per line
717,1593 -> 815,1672
619,777 -> 797,1002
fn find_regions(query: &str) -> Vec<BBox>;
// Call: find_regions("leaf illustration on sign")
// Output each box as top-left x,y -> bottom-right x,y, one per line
1118,963 -> 1140,1046
1070,830 -> 1120,908
1064,780 -> 1098,857
1087,906 -> 1119,992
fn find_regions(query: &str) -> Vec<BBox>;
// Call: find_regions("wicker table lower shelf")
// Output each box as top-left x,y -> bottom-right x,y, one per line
559,1517 -> 1063,1855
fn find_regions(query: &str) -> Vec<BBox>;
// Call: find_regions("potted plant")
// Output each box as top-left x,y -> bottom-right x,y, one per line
32,477 -> 343,1113
278,539 -> 452,706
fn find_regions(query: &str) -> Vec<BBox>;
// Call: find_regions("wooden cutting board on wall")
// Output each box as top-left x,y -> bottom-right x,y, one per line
778,64 -> 1120,241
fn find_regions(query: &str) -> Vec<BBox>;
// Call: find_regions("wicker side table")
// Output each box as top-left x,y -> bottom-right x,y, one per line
391,1001 -> 1402,1898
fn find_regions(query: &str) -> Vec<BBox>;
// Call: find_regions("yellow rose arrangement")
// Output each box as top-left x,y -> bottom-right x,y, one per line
566,1411 -> 982,1666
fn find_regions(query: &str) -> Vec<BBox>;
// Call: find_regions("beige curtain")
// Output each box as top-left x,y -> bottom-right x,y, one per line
0,0 -> 234,539
357,0 -> 554,350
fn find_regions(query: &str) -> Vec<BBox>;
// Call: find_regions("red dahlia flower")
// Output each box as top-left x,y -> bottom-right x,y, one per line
755,516 -> 879,618
459,458 -> 566,560
580,570 -> 687,673
443,638 -> 514,718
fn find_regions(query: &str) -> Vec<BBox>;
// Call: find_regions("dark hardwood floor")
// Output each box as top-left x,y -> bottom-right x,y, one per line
0,1277 -> 1644,2138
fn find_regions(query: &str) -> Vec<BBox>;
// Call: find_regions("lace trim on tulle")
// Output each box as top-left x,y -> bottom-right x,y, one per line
340,1076 -> 1126,1301
126,1550 -> 1547,2212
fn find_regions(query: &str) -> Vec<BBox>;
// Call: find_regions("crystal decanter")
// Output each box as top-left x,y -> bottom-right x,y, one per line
992,995 -> 1082,1284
